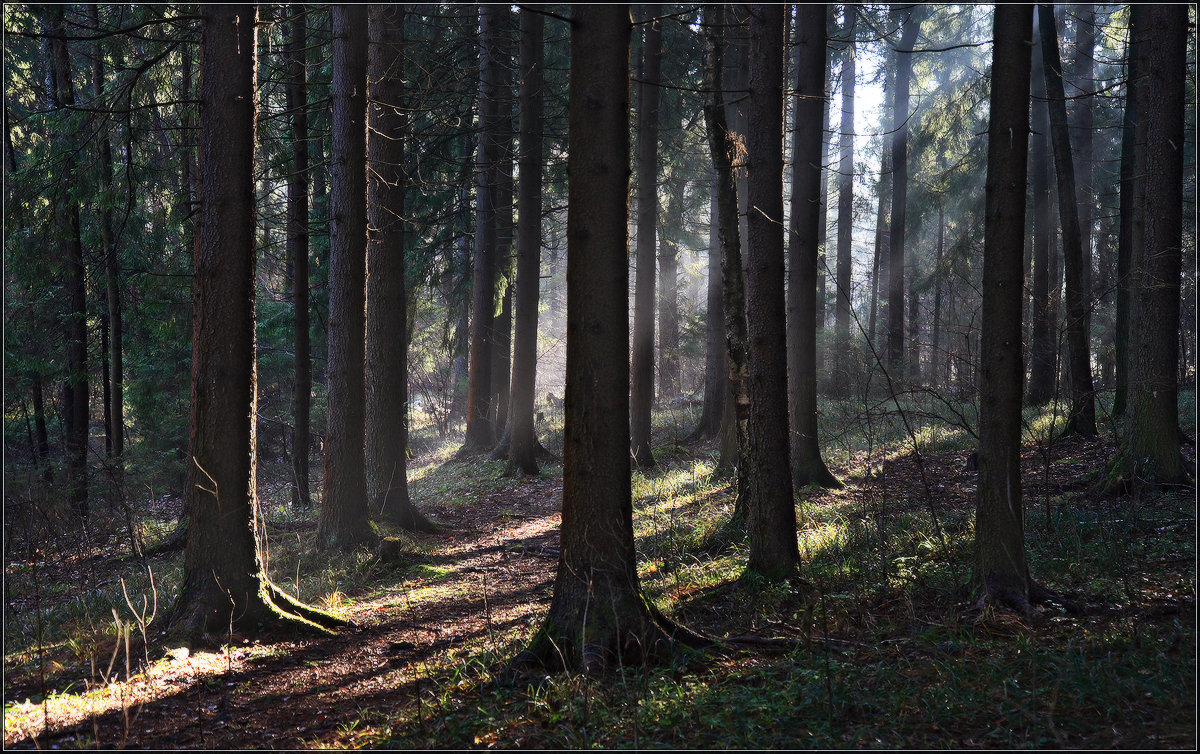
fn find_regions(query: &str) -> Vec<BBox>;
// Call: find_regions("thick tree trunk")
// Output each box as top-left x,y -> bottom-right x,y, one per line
319,4 -> 376,550
504,7 -> 545,475
630,7 -> 663,468
366,6 -> 436,532
1113,5 -> 1188,487
1038,4 -> 1097,436
47,5 -> 89,519
178,4 -> 342,639
1113,5 -> 1147,420
787,4 -> 841,491
520,5 -> 704,674
286,4 -> 312,509
744,5 -> 799,580
833,5 -> 856,394
886,9 -> 922,377
1026,14 -> 1056,407
975,4 -> 1036,611
461,5 -> 503,452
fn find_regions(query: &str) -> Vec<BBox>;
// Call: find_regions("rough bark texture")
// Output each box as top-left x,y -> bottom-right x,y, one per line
833,4 -> 856,394
502,8 -> 545,476
519,5 -> 705,674
490,18 -> 516,438
886,9 -> 921,377
1026,12 -> 1056,407
366,6 -> 435,532
178,4 -> 342,639
287,4 -> 312,509
1113,5 -> 1147,420
1114,5 -> 1188,487
691,175 -> 726,441
787,4 -> 841,491
1039,4 -> 1097,436
630,6 -> 663,468
704,4 -> 750,503
975,4 -> 1035,610
462,5 -> 502,452
744,4 -> 800,579
319,5 -> 376,550
48,5 -> 89,518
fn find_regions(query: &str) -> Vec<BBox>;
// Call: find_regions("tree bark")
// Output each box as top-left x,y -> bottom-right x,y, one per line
286,4 -> 312,509
658,169 -> 683,400
47,5 -> 89,518
520,5 -> 705,673
178,4 -> 342,639
1038,4 -> 1097,436
491,16 -> 516,437
461,5 -> 503,452
787,4 -> 841,491
504,7 -> 545,475
1112,5 -> 1189,487
320,4 -> 376,550
975,4 -> 1036,611
833,4 -> 856,394
1026,11 -> 1056,406
366,5 -> 436,531
630,6 -> 663,468
868,142 -> 892,350
691,173 -> 726,441
744,4 -> 799,579
886,8 -> 922,377
1071,5 -> 1095,344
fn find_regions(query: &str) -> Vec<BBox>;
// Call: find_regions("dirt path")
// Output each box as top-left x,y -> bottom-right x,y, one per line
5,467 -> 565,749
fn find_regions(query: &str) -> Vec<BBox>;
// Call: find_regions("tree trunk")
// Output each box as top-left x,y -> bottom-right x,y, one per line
975,4 -> 1037,611
491,17 -> 516,437
1113,5 -> 1188,487
658,169 -> 683,400
908,278 -> 920,384
1072,5 -> 1095,346
1038,3 -> 1097,436
461,5 -> 503,452
366,6 -> 436,532
319,4 -> 376,550
787,4 -> 841,491
705,4 -> 750,505
1113,5 -> 1147,419
886,8 -> 922,377
47,5 -> 89,519
833,4 -> 856,394
286,4 -> 312,509
177,4 -> 342,639
504,7 -> 545,475
1026,12 -> 1056,407
630,6 -> 663,468
32,372 -> 52,484
744,4 -> 799,580
691,173 -> 726,441
931,208 -> 945,386
520,5 -> 705,674
868,144 -> 892,350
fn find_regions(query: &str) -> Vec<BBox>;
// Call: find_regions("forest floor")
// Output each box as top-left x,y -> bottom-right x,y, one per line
3,400 -> 1196,749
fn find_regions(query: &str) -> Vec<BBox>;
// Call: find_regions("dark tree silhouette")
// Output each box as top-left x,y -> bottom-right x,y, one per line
286,3 -> 312,509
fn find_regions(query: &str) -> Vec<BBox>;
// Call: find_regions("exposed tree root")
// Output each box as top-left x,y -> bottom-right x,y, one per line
973,576 -> 1080,621
167,578 -> 347,648
374,489 -> 440,533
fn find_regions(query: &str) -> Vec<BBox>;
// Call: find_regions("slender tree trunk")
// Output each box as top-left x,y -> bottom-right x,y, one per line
366,6 -> 435,531
868,146 -> 891,350
658,170 -> 683,400
319,4 -> 375,550
787,3 -> 841,491
691,174 -> 726,440
178,3 -> 342,638
1115,5 -> 1188,487
886,8 -> 921,377
1072,5 -> 1095,345
520,5 -> 705,673
815,47 -> 833,387
462,5 -> 503,452
931,208 -> 945,386
1038,4 -> 1096,436
286,4 -> 312,509
908,278 -> 921,384
1026,13 -> 1056,406
32,373 -> 52,484
705,5 -> 750,503
1113,4 -> 1147,420
491,17 -> 516,437
630,6 -> 663,468
833,4 -> 856,394
504,7 -> 545,475
975,4 -> 1037,611
744,4 -> 799,579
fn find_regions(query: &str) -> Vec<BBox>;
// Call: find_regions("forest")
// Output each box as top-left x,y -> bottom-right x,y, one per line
2,3 -> 1195,749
